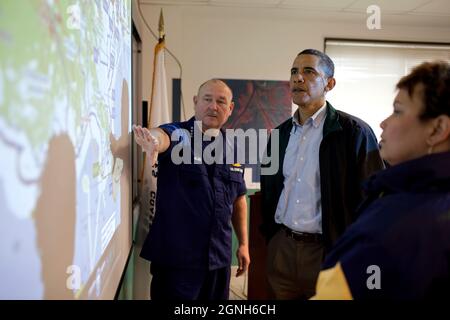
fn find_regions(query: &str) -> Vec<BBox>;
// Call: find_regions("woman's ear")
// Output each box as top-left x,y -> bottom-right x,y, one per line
427,115 -> 450,147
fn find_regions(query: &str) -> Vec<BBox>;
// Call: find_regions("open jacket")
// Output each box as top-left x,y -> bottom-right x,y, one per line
260,102 -> 384,252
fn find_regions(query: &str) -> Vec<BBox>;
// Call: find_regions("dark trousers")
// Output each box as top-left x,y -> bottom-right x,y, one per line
266,228 -> 324,300
150,263 -> 231,300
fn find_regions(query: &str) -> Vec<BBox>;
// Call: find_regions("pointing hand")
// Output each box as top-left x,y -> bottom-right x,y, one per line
133,125 -> 160,166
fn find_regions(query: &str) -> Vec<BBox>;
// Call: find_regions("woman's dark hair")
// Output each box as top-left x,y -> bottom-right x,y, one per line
396,61 -> 450,120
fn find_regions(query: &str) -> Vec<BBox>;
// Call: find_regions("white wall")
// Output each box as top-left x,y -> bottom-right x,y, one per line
133,2 -> 450,120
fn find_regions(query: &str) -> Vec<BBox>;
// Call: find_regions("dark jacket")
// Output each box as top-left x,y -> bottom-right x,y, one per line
321,151 -> 450,299
260,102 -> 384,251
140,117 -> 247,270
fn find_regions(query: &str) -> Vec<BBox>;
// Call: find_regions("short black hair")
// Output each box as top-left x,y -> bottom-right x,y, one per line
396,61 -> 450,120
298,49 -> 335,78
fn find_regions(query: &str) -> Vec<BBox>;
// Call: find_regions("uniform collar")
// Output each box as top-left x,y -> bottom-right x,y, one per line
189,116 -> 223,138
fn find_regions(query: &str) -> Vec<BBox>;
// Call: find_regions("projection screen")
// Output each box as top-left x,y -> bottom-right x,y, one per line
0,0 -> 132,299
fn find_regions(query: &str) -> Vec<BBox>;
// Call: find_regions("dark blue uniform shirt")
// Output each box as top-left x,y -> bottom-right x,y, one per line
140,117 -> 247,270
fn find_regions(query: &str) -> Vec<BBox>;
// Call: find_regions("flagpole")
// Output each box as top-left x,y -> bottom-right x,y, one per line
134,6 -> 171,300
158,8 -> 165,43
140,9 -> 165,183
148,8 -> 165,127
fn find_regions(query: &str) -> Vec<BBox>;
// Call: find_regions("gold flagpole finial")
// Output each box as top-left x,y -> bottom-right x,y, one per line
158,8 -> 165,41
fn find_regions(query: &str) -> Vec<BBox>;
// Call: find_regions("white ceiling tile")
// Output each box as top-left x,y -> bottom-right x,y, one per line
210,0 -> 281,4
141,0 -> 209,4
171,0 -> 208,2
207,0 -> 284,9
346,0 -> 432,13
141,0 -> 450,21
280,0 -> 355,9
413,0 -> 450,15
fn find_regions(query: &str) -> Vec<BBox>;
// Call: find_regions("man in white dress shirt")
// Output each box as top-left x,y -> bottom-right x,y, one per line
260,49 -> 384,299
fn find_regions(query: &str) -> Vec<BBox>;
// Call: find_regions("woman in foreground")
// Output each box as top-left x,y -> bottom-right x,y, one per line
312,61 -> 450,300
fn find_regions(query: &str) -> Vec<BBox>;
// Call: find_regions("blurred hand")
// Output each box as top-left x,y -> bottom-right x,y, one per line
235,244 -> 250,277
133,125 -> 159,166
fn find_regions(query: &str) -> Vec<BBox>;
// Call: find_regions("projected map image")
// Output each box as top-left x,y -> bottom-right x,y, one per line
0,0 -> 131,299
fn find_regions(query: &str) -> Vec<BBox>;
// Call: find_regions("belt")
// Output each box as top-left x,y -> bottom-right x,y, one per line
282,225 -> 323,243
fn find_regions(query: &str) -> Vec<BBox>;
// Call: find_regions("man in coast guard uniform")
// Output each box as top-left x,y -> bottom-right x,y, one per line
133,79 -> 250,300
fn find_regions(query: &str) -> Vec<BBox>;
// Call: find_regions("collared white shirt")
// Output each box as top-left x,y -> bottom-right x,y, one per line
274,102 -> 327,233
